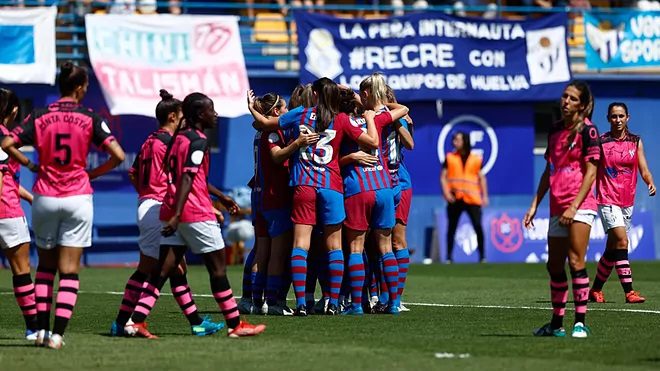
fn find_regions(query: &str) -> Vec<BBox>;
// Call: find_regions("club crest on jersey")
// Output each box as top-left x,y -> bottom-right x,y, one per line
437,115 -> 498,175
629,149 -> 635,158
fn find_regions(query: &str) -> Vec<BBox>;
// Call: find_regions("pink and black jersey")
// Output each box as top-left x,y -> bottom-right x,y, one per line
252,129 -> 291,211
129,129 -> 172,202
341,112 -> 393,198
597,131 -> 640,207
0,125 -> 24,219
10,97 -> 115,197
160,127 -> 215,223
545,119 -> 601,216
278,106 -> 364,192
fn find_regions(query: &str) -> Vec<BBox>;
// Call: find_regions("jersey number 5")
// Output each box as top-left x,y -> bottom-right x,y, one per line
55,133 -> 72,165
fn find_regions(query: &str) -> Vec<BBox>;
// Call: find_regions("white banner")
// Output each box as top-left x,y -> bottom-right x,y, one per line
85,14 -> 249,118
0,7 -> 56,84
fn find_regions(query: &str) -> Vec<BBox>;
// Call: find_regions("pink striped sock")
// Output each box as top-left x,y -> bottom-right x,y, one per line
211,276 -> 240,329
550,278 -> 568,317
132,282 -> 161,323
35,268 -> 55,330
12,273 -> 36,329
571,269 -> 590,323
53,274 -> 80,335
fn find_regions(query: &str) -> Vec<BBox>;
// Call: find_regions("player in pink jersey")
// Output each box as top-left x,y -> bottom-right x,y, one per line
111,90 -> 223,337
247,77 -> 380,316
241,92 -> 318,316
0,88 -> 39,340
523,81 -> 600,339
590,102 -> 655,304
2,62 -> 126,349
128,92 -> 265,339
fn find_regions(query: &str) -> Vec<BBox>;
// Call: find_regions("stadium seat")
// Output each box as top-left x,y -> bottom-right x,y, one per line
568,15 -> 585,47
253,12 -> 290,44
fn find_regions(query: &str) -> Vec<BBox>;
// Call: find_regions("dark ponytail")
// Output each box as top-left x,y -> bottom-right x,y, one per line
58,61 -> 88,96
155,89 -> 182,126
0,88 -> 19,125
253,92 -> 283,117
162,92 -> 210,172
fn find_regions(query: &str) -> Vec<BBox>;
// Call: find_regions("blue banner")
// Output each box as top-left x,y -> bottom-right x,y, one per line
585,11 -> 660,70
403,101 -> 534,195
436,207 -> 656,263
294,12 -> 571,101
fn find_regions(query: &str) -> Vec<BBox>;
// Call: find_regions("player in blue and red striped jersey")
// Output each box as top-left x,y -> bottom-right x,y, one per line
243,92 -> 319,315
247,77 -> 380,316
337,84 -> 409,315
128,92 -> 265,339
110,90 -> 222,337
383,85 -> 415,311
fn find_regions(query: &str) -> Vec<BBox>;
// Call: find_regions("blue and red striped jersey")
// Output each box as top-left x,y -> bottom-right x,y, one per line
341,111 -> 393,198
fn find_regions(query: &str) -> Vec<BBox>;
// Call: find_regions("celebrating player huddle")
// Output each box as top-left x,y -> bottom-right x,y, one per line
0,61 -> 655,349
243,73 -> 414,316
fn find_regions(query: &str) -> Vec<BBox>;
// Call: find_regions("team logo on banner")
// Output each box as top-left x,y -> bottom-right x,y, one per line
525,26 -> 570,85
304,28 -> 343,79
489,213 -> 523,253
436,115 -> 498,174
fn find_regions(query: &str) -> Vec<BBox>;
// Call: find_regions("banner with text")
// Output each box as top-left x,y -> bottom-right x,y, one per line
294,11 -> 571,101
0,7 -> 56,84
85,14 -> 249,117
436,208 -> 656,263
585,11 -> 660,69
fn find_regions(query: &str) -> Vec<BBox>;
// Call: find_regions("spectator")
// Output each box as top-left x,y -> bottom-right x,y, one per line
222,186 -> 254,265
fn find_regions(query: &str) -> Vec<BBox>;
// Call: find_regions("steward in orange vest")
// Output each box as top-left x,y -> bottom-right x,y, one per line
444,152 -> 484,206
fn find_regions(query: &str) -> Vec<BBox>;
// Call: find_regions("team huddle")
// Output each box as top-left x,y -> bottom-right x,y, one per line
241,74 -> 415,317
0,62 -> 654,348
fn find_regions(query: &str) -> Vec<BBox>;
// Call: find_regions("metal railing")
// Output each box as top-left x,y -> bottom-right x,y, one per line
0,0 -> 653,76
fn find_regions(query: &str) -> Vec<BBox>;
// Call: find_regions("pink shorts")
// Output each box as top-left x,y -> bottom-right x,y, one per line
396,188 -> 413,225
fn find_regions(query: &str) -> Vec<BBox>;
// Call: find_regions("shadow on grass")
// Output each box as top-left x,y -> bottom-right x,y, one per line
642,357 -> 660,363
480,334 -> 528,338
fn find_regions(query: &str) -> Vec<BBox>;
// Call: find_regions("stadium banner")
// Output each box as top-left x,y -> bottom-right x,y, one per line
436,208 -> 656,263
85,14 -> 249,118
403,101 -> 534,195
294,11 -> 571,101
0,6 -> 56,84
584,11 -> 660,70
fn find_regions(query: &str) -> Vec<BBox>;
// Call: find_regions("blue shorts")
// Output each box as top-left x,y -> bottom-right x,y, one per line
393,184 -> 402,208
292,186 -> 346,226
262,208 -> 293,237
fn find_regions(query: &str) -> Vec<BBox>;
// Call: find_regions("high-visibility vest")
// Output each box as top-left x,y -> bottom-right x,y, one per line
446,152 -> 483,206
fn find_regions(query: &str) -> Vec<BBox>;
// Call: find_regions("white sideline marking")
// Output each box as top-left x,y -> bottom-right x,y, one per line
435,352 -> 471,359
2,291 -> 659,314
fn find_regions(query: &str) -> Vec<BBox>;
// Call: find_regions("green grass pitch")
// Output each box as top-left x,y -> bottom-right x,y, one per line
0,262 -> 659,370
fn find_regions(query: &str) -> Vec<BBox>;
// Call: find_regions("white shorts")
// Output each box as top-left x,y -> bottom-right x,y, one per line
160,220 -> 225,255
137,198 -> 162,259
32,194 -> 93,249
598,204 -> 633,231
0,216 -> 31,249
548,209 -> 597,238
